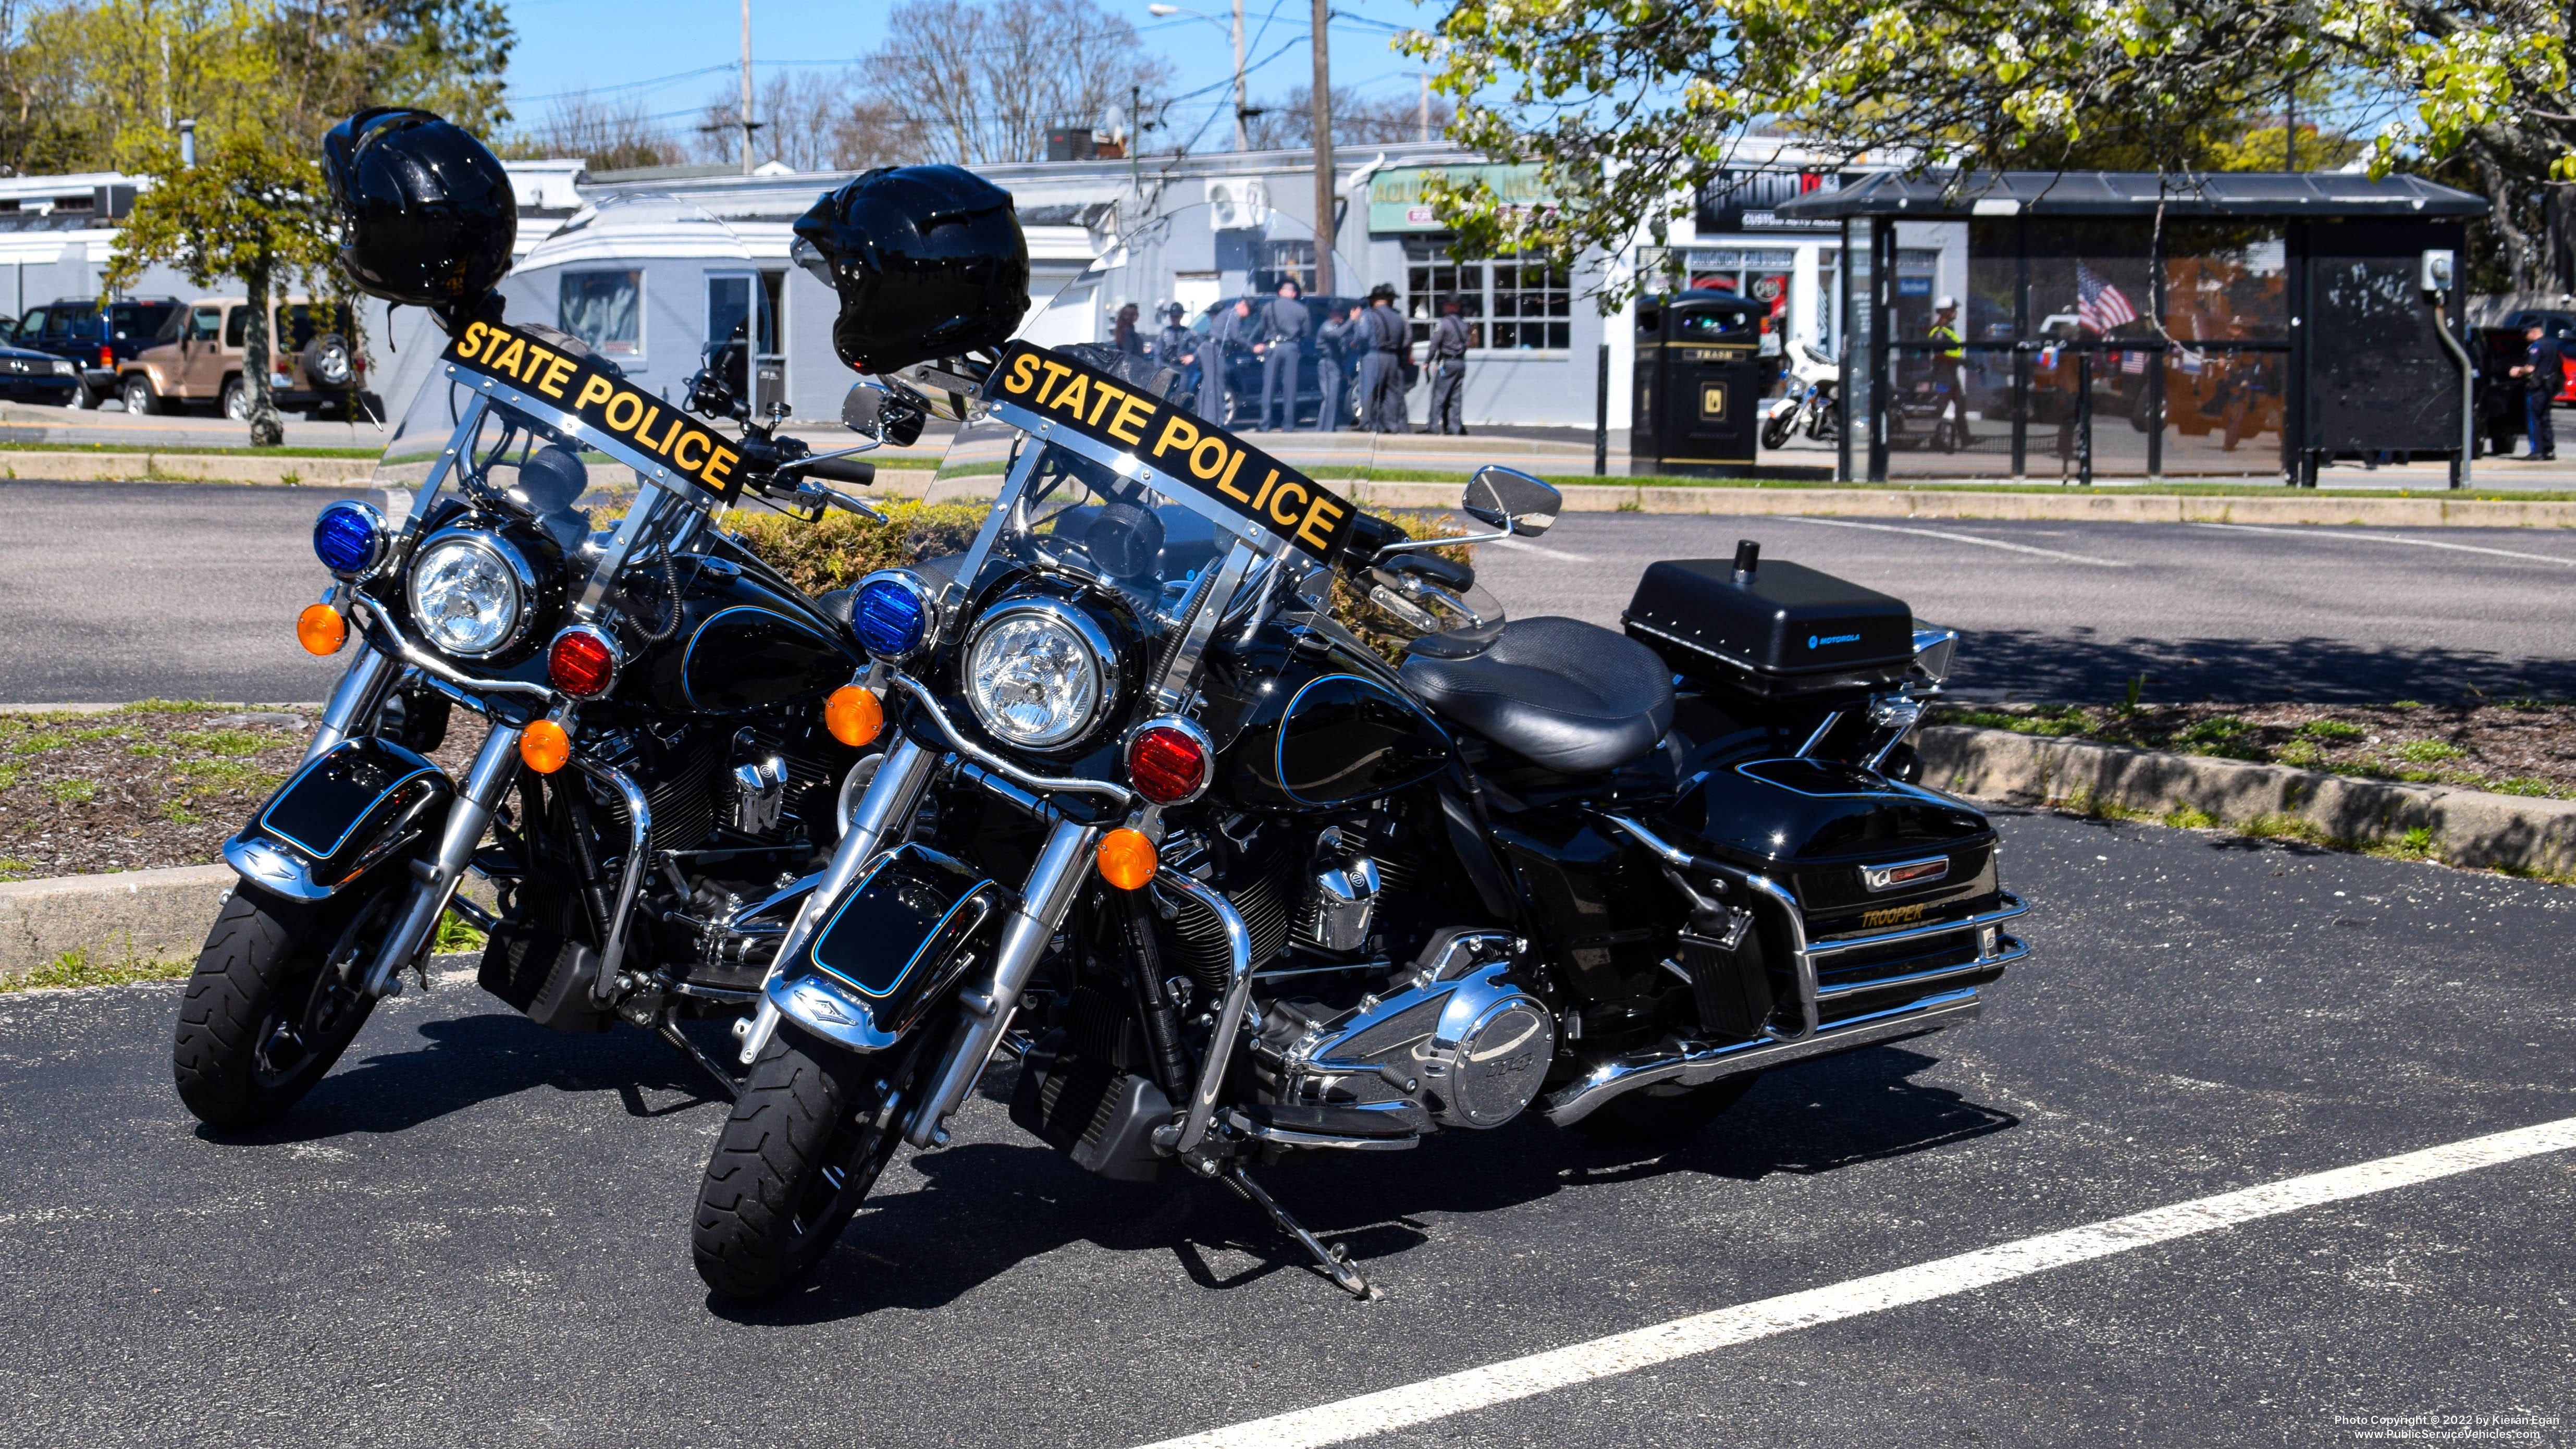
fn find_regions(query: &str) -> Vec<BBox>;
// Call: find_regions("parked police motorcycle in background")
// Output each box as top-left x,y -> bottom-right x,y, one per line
171,111 -> 916,1127
689,202 -> 2026,1301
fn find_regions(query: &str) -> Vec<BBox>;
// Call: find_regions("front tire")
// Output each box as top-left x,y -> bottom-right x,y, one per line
172,880 -> 398,1129
1569,1073 -> 1760,1144
693,1027 -> 918,1301
121,374 -> 159,415
1760,406 -> 1797,451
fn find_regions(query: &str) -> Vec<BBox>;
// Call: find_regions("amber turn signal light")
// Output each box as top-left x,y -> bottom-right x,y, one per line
825,685 -> 884,748
295,603 -> 347,656
1096,828 -> 1157,891
520,718 -> 572,774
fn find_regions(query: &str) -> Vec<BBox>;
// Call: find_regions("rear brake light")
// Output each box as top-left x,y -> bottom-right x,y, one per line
97,345 -> 111,366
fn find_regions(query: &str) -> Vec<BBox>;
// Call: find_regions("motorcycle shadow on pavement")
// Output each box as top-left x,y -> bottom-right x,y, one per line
1954,628 -> 2576,704
191,1010 -> 728,1145
714,1043 -> 2016,1322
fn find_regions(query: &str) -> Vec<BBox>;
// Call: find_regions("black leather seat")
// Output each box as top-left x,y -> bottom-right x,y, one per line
1399,616 -> 1675,775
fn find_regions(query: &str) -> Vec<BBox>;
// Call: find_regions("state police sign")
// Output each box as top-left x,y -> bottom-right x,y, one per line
444,321 -> 747,501
980,341 -> 1359,564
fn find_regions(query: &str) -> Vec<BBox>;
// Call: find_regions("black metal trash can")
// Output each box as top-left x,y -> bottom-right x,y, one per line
1633,291 -> 1776,476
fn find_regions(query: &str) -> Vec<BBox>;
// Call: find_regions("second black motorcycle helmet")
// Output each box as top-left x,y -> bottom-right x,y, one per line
793,165 -> 1029,375
322,107 -> 518,311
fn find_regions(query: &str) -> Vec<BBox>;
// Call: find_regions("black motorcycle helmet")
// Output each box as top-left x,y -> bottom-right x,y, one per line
322,107 -> 517,312
793,165 -> 1029,375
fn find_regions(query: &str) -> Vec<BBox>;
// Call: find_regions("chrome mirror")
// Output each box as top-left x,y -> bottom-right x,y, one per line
842,380 -> 926,447
1462,465 -> 1561,537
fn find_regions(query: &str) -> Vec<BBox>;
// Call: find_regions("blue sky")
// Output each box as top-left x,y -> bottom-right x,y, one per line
498,0 -> 1437,153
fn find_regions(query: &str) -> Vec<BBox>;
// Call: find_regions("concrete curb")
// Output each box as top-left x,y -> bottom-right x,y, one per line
0,864 -> 236,979
1916,724 -> 2576,875
1350,480 -> 2576,527
1,451 -> 377,486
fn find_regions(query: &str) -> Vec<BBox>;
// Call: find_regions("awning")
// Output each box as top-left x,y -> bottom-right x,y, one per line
1774,170 -> 2486,222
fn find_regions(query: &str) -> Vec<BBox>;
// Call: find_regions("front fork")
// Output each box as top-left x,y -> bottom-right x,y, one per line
736,736 -> 940,1065
362,720 -> 523,997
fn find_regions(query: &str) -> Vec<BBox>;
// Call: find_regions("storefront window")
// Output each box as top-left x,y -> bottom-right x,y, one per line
1407,241 -> 1570,350
561,270 -> 642,357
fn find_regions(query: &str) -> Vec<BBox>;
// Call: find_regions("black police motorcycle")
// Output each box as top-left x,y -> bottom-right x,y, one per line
170,111 -> 935,1127
686,197 -> 2028,1300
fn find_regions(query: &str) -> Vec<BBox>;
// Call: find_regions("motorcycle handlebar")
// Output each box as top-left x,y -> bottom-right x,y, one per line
797,456 -> 878,487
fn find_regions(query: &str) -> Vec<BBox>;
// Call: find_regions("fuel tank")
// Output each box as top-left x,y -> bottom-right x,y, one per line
636,552 -> 862,717
1202,611 -> 1452,811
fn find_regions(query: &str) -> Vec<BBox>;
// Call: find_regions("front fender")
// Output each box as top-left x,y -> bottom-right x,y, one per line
767,843 -> 1005,1053
224,736 -> 452,902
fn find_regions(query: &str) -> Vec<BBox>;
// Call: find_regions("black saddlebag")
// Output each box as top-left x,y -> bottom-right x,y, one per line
1659,755 -> 2017,1030
1623,554 -> 1915,701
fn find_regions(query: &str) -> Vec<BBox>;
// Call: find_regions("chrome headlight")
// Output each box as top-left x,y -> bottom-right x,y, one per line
964,599 -> 1111,750
1911,625 -> 1959,684
409,529 -> 535,658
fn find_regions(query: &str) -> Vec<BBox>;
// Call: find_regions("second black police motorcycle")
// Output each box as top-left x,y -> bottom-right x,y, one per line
687,186 -> 2027,1300
170,112 -> 923,1129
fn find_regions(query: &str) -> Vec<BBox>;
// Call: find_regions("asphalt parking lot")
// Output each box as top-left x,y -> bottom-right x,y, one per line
3,810 -> 2569,1448
7,478 -> 2575,705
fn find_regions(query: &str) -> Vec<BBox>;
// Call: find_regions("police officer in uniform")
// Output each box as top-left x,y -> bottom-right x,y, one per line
1363,284 -> 1410,432
1254,279 -> 1309,430
1425,298 -> 1470,435
1929,296 -> 1970,446
2512,318 -> 2563,460
1200,297 -> 1253,423
1316,303 -> 1361,432
1149,301 -> 1199,404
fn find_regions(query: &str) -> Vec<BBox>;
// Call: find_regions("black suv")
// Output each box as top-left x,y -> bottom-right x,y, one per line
11,297 -> 182,406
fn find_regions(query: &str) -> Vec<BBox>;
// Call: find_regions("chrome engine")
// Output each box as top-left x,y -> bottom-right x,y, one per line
1253,930 -> 1556,1134
1291,824 -> 1379,952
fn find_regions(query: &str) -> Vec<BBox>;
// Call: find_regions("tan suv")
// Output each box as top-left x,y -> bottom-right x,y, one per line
116,297 -> 366,420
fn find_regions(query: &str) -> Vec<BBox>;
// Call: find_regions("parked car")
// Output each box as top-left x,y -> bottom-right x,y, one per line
11,296 -> 182,407
116,296 -> 368,420
0,340 -> 83,404
1194,293 -> 1371,428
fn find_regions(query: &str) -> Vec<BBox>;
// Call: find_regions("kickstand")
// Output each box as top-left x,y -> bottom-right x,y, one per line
656,1016 -> 743,1102
1223,1162 -> 1372,1299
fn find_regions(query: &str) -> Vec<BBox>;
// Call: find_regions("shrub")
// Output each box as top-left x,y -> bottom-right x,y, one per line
723,501 -> 991,595
2300,719 -> 2366,741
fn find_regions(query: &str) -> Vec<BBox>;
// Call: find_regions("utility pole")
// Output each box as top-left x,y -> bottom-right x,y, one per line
1232,0 -> 1247,152
2284,82 -> 2297,173
739,0 -> 755,175
1310,0 -> 1334,295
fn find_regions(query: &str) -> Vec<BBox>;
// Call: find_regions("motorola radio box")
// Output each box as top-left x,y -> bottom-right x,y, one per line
1621,554 -> 1917,699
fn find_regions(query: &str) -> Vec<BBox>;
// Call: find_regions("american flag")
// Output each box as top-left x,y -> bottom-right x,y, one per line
2076,263 -> 2139,333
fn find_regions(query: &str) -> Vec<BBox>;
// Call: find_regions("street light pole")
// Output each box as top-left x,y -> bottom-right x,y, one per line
740,0 -> 755,176
1311,0 -> 1333,294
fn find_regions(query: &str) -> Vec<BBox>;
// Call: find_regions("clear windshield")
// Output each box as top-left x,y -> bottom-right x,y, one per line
916,201 -> 1385,639
375,193 -> 776,585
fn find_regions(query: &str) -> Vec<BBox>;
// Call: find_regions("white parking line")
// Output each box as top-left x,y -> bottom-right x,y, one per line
1488,537 -> 1596,562
1131,1114 -> 2576,1449
2191,521 -> 2576,566
1777,515 -> 2134,567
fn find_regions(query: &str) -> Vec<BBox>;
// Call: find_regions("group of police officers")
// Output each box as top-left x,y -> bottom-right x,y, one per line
1124,279 -> 1472,435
